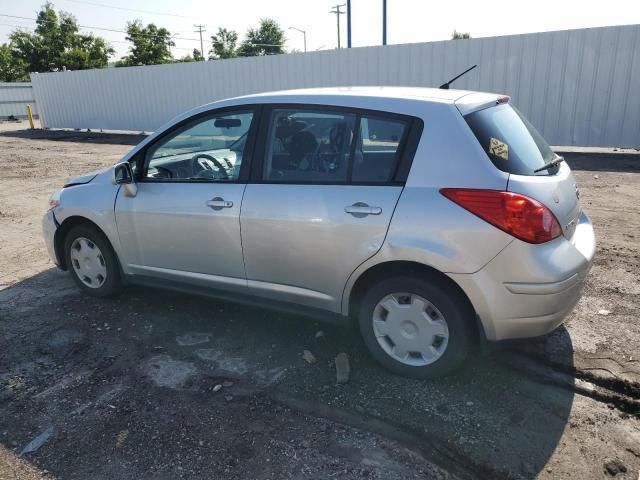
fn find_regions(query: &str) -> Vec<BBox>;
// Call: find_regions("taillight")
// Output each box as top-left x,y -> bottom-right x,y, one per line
440,189 -> 562,244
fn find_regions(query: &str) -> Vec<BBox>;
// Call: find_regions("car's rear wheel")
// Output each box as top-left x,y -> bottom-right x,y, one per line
358,274 -> 472,378
64,224 -> 122,297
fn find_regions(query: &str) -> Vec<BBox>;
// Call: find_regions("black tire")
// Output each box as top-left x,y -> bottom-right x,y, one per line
358,274 -> 473,378
63,224 -> 123,297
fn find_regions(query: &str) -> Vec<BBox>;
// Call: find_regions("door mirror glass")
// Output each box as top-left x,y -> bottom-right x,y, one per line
113,162 -> 134,184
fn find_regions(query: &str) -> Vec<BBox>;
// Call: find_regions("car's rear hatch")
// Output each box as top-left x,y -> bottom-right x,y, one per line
459,98 -> 581,239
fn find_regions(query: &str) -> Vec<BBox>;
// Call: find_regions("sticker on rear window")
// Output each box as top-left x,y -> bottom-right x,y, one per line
489,137 -> 509,160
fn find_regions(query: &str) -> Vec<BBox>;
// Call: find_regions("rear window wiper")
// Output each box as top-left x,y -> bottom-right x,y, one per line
533,155 -> 565,173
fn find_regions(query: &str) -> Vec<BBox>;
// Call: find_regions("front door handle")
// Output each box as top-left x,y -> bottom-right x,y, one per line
345,202 -> 382,216
206,197 -> 233,210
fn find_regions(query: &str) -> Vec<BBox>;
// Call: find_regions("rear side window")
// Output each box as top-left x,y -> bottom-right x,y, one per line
352,116 -> 408,183
263,109 -> 356,183
260,107 -> 413,184
465,104 -> 556,175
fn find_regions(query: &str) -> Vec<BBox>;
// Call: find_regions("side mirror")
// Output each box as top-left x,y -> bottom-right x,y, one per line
113,162 -> 133,184
112,162 -> 137,197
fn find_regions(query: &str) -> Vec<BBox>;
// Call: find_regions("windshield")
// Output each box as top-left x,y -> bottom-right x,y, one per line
465,104 -> 557,176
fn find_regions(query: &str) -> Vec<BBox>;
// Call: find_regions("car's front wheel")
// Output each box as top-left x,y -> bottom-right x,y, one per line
358,274 -> 473,378
64,224 -> 122,297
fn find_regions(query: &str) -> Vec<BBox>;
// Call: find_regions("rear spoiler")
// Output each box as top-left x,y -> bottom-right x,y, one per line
454,92 -> 510,116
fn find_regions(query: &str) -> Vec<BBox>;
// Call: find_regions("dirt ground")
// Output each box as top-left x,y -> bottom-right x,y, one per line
0,120 -> 639,479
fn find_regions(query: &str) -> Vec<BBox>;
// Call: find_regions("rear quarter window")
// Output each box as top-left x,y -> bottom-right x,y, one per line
465,104 -> 556,176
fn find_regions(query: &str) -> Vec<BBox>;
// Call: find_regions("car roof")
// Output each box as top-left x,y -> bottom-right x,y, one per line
220,87 -> 503,117
231,86 -> 478,104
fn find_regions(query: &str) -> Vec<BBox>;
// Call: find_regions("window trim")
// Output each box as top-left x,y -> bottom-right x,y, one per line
249,103 -> 423,186
345,113 -> 361,183
133,104 -> 263,184
394,116 -> 423,183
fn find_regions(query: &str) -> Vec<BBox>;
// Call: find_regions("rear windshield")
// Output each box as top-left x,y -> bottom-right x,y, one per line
465,104 -> 556,175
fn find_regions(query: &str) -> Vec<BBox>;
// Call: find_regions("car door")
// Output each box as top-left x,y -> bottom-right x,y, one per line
115,107 -> 258,293
240,105 -> 419,312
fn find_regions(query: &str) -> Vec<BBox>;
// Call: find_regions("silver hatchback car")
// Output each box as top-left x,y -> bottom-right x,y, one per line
43,87 -> 595,377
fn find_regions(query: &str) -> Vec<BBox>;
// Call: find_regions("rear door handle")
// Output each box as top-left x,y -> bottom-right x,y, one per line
206,197 -> 233,210
344,203 -> 382,216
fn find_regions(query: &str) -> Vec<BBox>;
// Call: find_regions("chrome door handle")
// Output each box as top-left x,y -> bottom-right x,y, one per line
344,203 -> 382,216
206,197 -> 233,210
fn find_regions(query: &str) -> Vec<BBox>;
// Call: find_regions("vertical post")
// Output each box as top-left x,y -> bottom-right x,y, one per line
347,0 -> 352,48
194,24 -> 207,59
26,104 -> 35,130
382,0 -> 387,46
337,8 -> 341,48
330,4 -> 346,49
303,31 -> 307,53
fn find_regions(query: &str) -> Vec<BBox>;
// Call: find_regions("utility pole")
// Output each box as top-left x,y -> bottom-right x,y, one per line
330,3 -> 345,48
193,24 -> 206,59
346,0 -> 352,48
382,0 -> 387,45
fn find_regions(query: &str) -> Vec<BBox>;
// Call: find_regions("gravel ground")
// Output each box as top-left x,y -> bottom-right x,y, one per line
0,121 -> 639,479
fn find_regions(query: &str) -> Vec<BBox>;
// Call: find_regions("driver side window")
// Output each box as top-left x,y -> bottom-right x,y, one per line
143,110 -> 254,182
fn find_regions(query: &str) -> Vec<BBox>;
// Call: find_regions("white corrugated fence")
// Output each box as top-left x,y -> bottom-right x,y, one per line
0,83 -> 38,119
31,24 -> 640,147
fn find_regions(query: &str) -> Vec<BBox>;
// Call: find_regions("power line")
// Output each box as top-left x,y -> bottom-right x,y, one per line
329,3 -> 345,49
1,18 -> 286,52
0,14 -> 201,42
104,38 -> 193,51
1,15 -> 291,58
0,20 -> 195,52
0,22 -> 32,29
58,0 -> 200,20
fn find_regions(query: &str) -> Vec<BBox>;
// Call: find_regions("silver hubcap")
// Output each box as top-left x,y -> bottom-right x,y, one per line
373,293 -> 449,366
70,237 -> 107,288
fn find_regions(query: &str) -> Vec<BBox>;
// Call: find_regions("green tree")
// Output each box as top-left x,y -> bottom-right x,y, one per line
452,30 -> 471,40
192,48 -> 204,61
239,19 -> 285,57
116,21 -> 174,67
61,34 -> 113,70
0,44 -> 29,82
209,28 -> 239,59
175,48 -> 204,63
4,2 -> 113,79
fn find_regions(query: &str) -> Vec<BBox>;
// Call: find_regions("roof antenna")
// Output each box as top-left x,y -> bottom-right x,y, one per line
439,64 -> 477,90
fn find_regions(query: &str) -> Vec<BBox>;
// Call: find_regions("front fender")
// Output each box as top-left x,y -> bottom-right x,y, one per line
55,171 -> 123,262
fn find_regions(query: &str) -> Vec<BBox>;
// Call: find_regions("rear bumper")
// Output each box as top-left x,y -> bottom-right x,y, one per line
450,211 -> 595,341
42,209 -> 60,266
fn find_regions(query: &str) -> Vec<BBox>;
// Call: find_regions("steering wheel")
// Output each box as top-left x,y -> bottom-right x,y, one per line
148,165 -> 173,179
191,153 -> 229,180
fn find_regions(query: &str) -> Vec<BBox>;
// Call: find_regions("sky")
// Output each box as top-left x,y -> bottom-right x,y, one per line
2,0 -> 640,59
